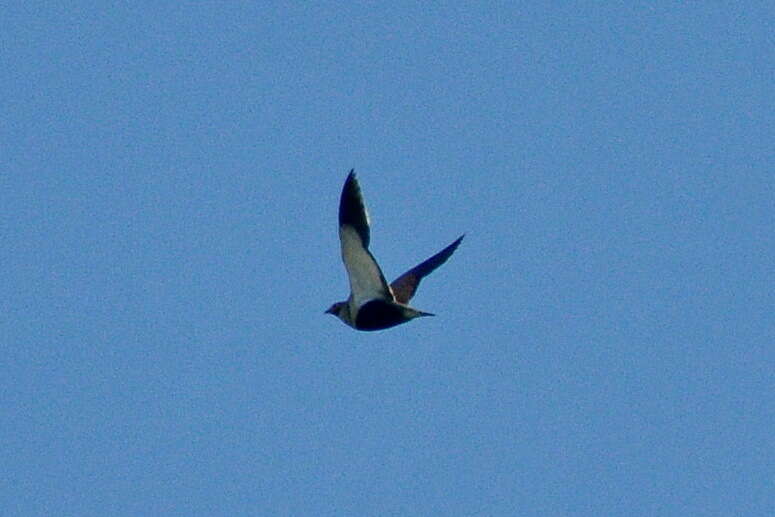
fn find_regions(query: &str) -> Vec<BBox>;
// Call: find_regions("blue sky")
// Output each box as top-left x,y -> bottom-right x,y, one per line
3,2 -> 773,516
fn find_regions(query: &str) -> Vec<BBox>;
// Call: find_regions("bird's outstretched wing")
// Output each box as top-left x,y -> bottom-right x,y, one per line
339,170 -> 393,308
390,235 -> 464,304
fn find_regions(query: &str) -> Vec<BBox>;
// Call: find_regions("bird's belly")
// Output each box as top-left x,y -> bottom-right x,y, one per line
355,300 -> 408,331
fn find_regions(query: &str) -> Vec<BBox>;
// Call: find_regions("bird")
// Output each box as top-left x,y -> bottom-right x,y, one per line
326,170 -> 464,331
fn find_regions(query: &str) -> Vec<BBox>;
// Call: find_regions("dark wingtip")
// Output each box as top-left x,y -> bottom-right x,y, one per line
339,169 -> 369,228
343,169 -> 357,190
342,169 -> 359,191
442,234 -> 465,256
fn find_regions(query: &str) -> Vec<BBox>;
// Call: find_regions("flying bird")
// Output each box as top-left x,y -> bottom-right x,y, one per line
326,170 -> 464,331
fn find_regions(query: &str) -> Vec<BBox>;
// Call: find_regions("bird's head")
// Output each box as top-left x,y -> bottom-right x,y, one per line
325,301 -> 341,314
325,301 -> 352,326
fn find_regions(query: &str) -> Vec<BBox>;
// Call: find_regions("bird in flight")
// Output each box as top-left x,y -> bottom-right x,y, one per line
326,170 -> 464,331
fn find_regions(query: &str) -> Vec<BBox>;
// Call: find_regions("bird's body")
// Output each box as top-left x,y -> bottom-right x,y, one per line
326,170 -> 463,331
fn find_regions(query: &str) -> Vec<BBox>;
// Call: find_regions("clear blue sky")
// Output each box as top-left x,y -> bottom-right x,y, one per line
3,3 -> 773,516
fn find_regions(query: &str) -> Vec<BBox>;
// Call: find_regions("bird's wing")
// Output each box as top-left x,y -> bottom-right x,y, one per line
390,235 -> 464,304
339,171 -> 394,308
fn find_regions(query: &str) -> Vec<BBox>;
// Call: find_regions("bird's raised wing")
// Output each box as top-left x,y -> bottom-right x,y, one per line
339,170 -> 394,308
390,235 -> 464,304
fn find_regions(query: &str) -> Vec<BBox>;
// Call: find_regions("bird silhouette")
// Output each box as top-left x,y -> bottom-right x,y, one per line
326,170 -> 463,331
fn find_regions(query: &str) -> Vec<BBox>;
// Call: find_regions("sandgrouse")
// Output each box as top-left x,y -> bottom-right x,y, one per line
326,170 -> 463,331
